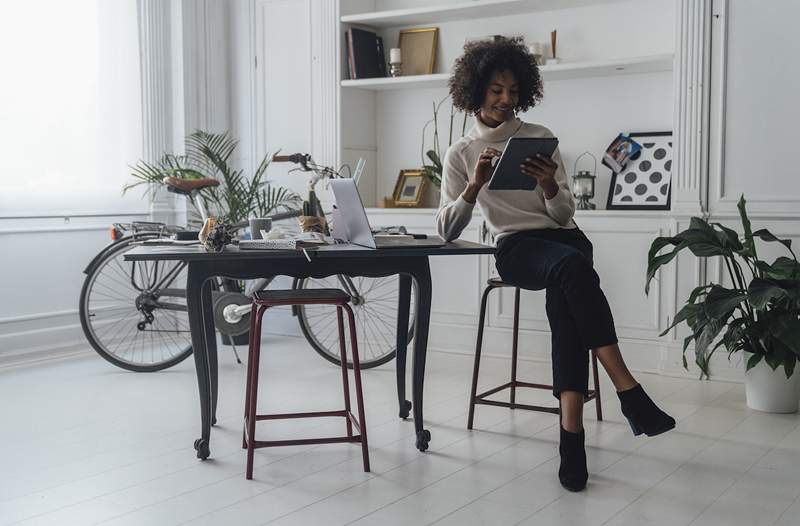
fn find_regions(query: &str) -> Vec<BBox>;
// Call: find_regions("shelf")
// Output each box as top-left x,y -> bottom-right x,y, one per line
341,0 -> 622,28
341,54 -> 673,91
342,73 -> 450,91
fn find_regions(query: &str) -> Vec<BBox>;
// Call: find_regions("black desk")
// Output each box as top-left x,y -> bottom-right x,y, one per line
126,240 -> 494,459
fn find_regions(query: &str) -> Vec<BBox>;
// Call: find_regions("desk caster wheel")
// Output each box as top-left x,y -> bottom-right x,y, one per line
399,400 -> 412,419
415,429 -> 431,452
194,438 -> 210,460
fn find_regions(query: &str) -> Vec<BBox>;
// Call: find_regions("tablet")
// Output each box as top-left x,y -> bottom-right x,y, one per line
487,137 -> 559,191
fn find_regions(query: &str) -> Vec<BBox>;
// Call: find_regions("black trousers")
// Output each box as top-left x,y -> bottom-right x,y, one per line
495,228 -> 618,399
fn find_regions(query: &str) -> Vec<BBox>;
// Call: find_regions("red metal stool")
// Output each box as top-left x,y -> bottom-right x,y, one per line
468,278 -> 603,429
243,288 -> 369,479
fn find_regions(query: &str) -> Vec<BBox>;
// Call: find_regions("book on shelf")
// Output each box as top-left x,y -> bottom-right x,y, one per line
346,27 -> 387,80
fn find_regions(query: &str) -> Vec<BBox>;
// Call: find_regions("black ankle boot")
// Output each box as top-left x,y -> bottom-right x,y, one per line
559,426 -> 587,492
617,384 -> 676,437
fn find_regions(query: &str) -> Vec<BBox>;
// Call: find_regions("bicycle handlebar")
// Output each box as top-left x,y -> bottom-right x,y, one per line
272,153 -> 311,169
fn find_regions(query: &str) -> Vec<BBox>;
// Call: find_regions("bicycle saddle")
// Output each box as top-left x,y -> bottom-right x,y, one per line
164,176 -> 220,195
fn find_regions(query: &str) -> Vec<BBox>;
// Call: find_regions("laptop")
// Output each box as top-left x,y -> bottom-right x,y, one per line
329,178 -> 446,249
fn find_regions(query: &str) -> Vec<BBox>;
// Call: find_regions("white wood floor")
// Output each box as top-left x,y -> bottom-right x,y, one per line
2,335 -> 799,526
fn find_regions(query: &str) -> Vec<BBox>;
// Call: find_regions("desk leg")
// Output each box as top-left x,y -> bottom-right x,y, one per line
412,259 -> 433,452
395,274 -> 412,419
186,266 -> 212,460
204,281 -> 219,427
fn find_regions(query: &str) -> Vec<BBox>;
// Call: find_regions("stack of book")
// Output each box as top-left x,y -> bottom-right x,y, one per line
345,27 -> 387,80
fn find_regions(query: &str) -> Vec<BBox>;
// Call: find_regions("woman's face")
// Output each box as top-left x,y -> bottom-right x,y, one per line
480,70 -> 519,126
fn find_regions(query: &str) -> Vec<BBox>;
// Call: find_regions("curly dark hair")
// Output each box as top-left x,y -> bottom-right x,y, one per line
448,36 -> 543,114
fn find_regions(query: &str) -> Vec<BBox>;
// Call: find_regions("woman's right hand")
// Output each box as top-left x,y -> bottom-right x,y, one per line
463,147 -> 501,203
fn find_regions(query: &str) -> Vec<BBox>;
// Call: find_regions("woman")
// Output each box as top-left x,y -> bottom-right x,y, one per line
436,37 -> 675,492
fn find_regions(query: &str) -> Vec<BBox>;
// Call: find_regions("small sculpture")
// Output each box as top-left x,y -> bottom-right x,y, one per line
199,217 -> 233,253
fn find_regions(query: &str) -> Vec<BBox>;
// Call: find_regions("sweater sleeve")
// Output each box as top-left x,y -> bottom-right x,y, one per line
543,145 -> 576,226
435,145 -> 475,241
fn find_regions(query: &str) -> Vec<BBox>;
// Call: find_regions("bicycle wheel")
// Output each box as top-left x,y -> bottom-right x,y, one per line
296,275 -> 416,369
79,237 -> 193,372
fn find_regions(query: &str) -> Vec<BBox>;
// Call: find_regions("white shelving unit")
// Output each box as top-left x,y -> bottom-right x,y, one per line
342,54 -> 673,91
338,0 -> 676,209
341,0 -> 623,28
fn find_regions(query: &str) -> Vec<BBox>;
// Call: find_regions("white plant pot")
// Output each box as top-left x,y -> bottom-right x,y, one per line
744,354 -> 800,413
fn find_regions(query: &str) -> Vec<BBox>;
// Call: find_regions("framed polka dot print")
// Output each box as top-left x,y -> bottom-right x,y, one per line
606,131 -> 672,210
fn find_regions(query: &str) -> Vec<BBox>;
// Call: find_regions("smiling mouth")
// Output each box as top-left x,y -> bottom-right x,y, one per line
495,107 -> 512,113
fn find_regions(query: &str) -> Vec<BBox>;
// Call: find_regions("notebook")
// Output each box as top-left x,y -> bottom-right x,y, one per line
346,27 -> 387,79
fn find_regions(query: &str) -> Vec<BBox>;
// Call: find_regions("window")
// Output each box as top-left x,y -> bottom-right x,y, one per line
0,1 -> 144,215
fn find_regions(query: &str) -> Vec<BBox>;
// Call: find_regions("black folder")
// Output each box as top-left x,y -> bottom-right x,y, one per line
346,27 -> 387,79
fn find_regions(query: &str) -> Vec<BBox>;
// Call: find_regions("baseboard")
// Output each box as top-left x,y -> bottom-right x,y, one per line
0,334 -> 92,370
0,310 -> 90,369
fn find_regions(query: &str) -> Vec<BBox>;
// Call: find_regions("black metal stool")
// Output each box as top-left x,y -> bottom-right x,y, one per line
243,288 -> 369,480
467,278 -> 603,429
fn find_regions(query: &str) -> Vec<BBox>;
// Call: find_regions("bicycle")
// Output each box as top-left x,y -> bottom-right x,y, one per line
79,156 -> 417,372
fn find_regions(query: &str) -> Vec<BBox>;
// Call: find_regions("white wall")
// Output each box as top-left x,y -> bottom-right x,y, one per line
708,0 -> 800,218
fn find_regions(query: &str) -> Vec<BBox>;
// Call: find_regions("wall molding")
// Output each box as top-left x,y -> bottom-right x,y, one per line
138,0 -> 177,223
707,0 -> 800,216
310,0 -> 340,169
0,211 -> 148,220
0,310 -> 90,369
671,0 -> 712,216
0,225 -> 111,236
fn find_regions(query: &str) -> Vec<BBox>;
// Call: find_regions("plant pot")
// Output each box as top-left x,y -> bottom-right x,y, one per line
744,354 -> 800,413
421,184 -> 441,208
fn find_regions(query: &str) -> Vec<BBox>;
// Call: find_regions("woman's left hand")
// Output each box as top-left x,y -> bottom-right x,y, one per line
520,154 -> 559,198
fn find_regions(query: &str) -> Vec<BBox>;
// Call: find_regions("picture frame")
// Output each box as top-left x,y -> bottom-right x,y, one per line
398,27 -> 438,76
606,131 -> 672,211
602,133 -> 642,174
392,169 -> 427,207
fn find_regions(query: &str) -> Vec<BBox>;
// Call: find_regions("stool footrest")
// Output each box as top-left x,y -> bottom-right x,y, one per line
475,381 -> 598,412
475,398 -> 560,414
245,410 -> 363,449
253,435 -> 363,448
476,382 -> 514,399
254,409 -> 347,421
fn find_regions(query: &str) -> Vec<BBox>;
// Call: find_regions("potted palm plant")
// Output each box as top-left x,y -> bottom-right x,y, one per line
124,129 -> 301,225
646,196 -> 800,412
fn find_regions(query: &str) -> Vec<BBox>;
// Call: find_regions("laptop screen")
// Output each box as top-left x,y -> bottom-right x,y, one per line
329,178 -> 376,249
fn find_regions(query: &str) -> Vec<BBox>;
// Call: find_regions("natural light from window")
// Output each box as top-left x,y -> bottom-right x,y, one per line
0,1 -> 144,215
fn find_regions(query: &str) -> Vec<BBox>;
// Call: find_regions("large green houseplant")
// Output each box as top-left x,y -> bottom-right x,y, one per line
124,130 -> 301,225
646,196 -> 800,379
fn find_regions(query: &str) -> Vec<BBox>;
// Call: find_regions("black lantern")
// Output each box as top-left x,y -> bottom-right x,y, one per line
572,152 -> 596,210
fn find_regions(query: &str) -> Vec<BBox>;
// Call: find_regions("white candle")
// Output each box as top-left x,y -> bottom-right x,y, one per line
390,48 -> 402,64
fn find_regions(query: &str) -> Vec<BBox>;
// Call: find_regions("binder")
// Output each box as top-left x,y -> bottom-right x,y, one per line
346,27 -> 387,79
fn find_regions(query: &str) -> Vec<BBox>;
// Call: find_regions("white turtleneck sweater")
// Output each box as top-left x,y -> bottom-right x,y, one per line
436,117 -> 577,242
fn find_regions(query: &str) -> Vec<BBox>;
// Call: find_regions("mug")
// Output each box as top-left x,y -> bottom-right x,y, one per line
248,217 -> 272,239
